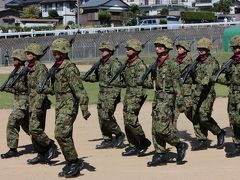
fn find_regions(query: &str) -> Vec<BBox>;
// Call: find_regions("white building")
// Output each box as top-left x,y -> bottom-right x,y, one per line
124,0 -> 194,8
41,0 -> 76,25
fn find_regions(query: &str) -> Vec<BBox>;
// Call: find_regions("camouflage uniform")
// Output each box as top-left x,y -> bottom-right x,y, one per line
191,38 -> 224,148
25,43 -> 53,156
1,49 -> 29,158
147,36 -> 187,166
120,39 -> 151,155
49,38 -> 90,162
218,35 -> 240,157
83,41 -> 124,148
175,41 -> 207,140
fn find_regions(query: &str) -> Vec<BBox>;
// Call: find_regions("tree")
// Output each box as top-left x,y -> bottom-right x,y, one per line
126,4 -> 145,26
21,5 -> 40,18
213,0 -> 232,14
48,10 -> 59,18
160,8 -> 169,16
98,11 -> 111,26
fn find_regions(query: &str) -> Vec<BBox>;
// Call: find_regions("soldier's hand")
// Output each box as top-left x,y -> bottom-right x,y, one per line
82,110 -> 91,120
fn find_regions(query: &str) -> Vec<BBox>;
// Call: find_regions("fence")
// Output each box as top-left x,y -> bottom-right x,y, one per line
0,22 -> 236,66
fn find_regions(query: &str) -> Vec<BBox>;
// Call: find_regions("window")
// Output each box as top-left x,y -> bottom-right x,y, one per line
145,0 -> 149,5
155,0 -> 160,4
56,3 -> 63,11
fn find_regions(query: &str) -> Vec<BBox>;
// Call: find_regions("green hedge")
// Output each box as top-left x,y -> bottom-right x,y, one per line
181,11 -> 216,23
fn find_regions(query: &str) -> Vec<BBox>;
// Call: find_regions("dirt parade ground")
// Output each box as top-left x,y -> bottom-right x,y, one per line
0,97 -> 240,180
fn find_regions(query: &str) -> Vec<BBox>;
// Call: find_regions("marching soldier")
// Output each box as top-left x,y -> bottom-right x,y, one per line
217,35 -> 240,157
175,41 -> 208,149
25,43 -> 57,164
1,49 -> 29,159
49,38 -> 91,178
118,39 -> 151,156
190,37 -> 225,150
147,36 -> 188,167
83,41 -> 125,149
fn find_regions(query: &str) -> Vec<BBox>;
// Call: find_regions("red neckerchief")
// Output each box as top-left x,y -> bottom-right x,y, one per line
55,60 -> 64,69
27,61 -> 35,72
157,54 -> 168,68
177,53 -> 187,64
199,54 -> 209,63
233,53 -> 240,64
127,55 -> 139,65
101,54 -> 110,65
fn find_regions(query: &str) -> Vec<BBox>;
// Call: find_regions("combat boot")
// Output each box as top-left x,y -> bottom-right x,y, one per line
216,129 -> 225,149
27,153 -> 46,165
64,159 -> 84,178
96,139 -> 114,149
45,140 -> 57,160
58,159 -> 84,177
191,140 -> 208,151
115,132 -> 125,148
137,138 -> 151,157
1,149 -> 18,159
147,153 -> 167,167
176,142 -> 188,164
122,146 -> 138,156
226,145 -> 240,158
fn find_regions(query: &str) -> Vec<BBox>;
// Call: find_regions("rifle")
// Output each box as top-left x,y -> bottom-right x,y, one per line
0,67 -> 18,91
108,39 -> 150,85
180,56 -> 200,83
212,55 -> 234,83
82,40 -> 124,81
38,29 -> 81,93
138,35 -> 180,85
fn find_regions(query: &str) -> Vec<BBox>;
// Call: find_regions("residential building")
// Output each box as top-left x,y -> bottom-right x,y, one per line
41,0 -> 76,25
79,0 -> 130,26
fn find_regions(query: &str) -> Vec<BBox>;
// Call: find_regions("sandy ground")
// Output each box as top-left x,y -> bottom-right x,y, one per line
0,98 -> 240,180
1,65 -> 240,180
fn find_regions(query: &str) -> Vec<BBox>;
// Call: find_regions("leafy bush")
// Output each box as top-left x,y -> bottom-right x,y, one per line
181,11 -> 216,23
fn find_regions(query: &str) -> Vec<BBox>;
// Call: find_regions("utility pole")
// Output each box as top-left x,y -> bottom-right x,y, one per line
77,0 -> 80,27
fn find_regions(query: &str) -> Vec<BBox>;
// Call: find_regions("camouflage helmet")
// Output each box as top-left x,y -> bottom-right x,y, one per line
230,35 -> 240,47
25,43 -> 44,56
176,40 -> 191,52
99,41 -> 115,51
50,38 -> 70,53
154,36 -> 173,50
125,39 -> 142,52
11,49 -> 26,62
197,37 -> 212,50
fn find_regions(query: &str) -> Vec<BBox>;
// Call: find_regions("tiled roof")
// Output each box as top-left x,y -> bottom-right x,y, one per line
80,0 -> 109,8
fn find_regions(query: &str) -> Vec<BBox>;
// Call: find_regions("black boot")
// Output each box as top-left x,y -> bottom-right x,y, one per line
122,146 -> 138,156
45,140 -> 57,160
27,153 -> 46,165
137,138 -> 151,157
176,142 -> 188,164
1,149 -> 18,159
96,139 -> 114,149
61,159 -> 84,178
191,140 -> 208,151
147,153 -> 167,167
115,132 -> 125,148
216,130 -> 225,149
226,145 -> 240,158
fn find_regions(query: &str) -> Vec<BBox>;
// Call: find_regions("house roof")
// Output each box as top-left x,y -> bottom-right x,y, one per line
80,0 -> 130,9
5,0 -> 42,7
41,0 -> 76,3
